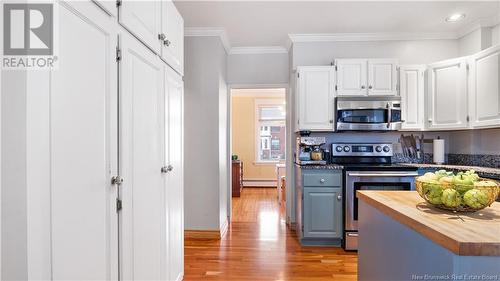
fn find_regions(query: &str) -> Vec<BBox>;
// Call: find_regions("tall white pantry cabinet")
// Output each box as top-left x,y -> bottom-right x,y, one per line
1,1 -> 184,281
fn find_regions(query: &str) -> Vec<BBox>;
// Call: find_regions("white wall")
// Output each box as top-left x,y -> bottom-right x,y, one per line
184,36 -> 228,231
227,52 -> 289,85
292,39 -> 459,69
458,27 -> 493,56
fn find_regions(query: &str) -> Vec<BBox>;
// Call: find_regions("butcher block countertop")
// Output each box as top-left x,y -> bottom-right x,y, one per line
357,191 -> 500,256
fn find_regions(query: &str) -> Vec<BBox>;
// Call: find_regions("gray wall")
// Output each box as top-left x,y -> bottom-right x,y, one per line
184,36 -> 228,231
292,39 -> 459,69
227,52 -> 289,85
448,129 -> 500,155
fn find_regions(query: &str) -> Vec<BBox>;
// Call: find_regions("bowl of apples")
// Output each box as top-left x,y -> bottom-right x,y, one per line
416,170 -> 500,212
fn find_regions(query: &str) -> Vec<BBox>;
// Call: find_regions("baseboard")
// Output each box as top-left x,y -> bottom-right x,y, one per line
185,220 -> 229,240
243,179 -> 277,187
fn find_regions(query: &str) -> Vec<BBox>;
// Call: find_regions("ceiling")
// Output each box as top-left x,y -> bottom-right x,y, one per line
174,1 -> 500,49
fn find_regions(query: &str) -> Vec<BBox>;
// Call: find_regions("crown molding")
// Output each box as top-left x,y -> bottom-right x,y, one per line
288,32 -> 458,44
229,46 -> 288,55
184,27 -> 231,54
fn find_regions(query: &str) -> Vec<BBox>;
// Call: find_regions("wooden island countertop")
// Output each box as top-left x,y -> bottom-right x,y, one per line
357,190 -> 500,256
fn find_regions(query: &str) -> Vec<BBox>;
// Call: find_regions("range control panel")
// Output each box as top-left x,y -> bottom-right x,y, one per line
331,143 -> 393,157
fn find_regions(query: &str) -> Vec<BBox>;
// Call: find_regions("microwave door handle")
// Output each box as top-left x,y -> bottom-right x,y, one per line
347,172 -> 419,177
386,103 -> 391,129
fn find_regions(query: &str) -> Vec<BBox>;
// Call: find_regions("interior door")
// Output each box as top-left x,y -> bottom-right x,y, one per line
336,59 -> 367,96
427,58 -> 468,130
400,65 -> 426,130
50,2 -> 118,280
161,1 -> 184,75
297,66 -> 335,131
119,0 -> 162,54
119,31 -> 167,281
165,66 -> 185,281
368,59 -> 398,96
469,45 -> 500,128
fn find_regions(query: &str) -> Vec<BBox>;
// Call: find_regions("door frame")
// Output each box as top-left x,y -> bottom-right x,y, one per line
227,83 -> 291,224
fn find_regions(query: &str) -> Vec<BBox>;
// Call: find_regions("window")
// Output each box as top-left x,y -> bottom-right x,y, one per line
256,100 -> 286,162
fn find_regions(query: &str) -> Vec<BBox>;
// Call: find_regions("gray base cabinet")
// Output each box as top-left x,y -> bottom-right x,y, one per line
295,166 -> 343,246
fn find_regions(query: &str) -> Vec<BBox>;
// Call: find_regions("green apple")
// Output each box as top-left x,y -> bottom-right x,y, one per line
441,189 -> 462,208
474,180 -> 497,188
423,172 -> 439,181
423,181 -> 443,204
439,176 -> 454,185
452,173 -> 474,194
464,170 -> 480,182
463,189 -> 489,209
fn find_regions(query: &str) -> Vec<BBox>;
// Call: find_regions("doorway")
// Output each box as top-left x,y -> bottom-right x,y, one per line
229,88 -> 287,225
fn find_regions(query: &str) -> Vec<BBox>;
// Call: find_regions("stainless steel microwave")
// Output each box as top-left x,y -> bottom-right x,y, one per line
335,96 -> 403,131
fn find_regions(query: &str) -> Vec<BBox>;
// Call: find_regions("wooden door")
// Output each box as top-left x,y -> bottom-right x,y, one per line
119,31 -> 167,281
297,66 -> 335,131
49,2 -> 118,280
400,65 -> 426,130
303,187 -> 342,239
368,59 -> 398,96
335,59 -> 367,96
427,58 -> 468,130
469,45 -> 500,128
161,1 -> 184,75
164,65 -> 185,281
119,0 -> 162,54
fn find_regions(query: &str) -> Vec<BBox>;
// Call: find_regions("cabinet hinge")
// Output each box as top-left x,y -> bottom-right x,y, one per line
466,115 -> 470,122
116,47 -> 121,62
301,224 -> 304,232
335,85 -> 338,91
466,64 -> 470,71
297,72 -> 300,78
116,0 -> 122,7
111,175 -> 124,185
116,198 -> 123,212
335,65 -> 338,71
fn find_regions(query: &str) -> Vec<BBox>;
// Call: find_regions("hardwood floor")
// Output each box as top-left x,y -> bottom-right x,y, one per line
184,188 -> 358,281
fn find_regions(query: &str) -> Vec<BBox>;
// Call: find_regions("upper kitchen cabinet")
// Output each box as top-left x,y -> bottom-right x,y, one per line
368,59 -> 398,96
119,0 -> 184,74
296,66 -> 336,131
161,1 -> 184,74
336,59 -> 367,96
427,57 -> 468,130
335,59 -> 398,96
119,1 -> 162,54
400,65 -> 426,130
93,0 -> 117,17
468,45 -> 500,129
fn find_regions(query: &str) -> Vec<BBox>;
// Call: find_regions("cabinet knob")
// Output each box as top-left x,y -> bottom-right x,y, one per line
337,195 -> 342,201
329,119 -> 333,124
158,33 -> 166,41
161,165 -> 173,173
428,118 -> 433,123
320,179 -> 325,183
368,85 -> 373,89
164,39 -> 171,47
361,85 -> 366,89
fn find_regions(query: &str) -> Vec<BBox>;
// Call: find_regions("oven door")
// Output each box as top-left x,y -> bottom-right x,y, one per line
345,171 -> 418,231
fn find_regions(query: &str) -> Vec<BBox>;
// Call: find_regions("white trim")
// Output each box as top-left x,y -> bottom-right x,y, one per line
243,180 -> 277,187
288,32 -> 458,44
184,27 -> 231,54
229,46 -> 288,55
231,88 -> 286,98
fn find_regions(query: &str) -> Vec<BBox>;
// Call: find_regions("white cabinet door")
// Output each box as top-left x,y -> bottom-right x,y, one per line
161,1 -> 184,75
50,2 -> 118,280
164,66 -> 184,281
368,59 -> 398,96
400,65 -> 426,130
335,59 -> 367,96
296,66 -> 335,131
427,58 -> 468,130
120,31 -> 167,281
469,45 -> 500,128
119,0 -> 162,54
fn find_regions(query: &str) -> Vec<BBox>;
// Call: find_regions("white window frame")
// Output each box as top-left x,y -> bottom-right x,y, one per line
255,99 -> 286,164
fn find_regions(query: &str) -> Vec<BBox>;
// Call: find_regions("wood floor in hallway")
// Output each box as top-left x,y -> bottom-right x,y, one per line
184,188 -> 358,281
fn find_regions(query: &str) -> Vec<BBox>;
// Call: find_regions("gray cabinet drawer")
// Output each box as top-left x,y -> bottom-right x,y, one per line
303,173 -> 341,187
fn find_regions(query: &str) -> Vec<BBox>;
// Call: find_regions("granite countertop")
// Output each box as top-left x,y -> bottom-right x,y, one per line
357,191 -> 500,256
398,163 -> 500,180
296,163 -> 344,170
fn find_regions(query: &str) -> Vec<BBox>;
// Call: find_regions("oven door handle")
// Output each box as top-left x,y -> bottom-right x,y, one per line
347,172 -> 419,177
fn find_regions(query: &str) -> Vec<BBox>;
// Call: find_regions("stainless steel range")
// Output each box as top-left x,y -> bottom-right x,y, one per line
331,143 -> 419,251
